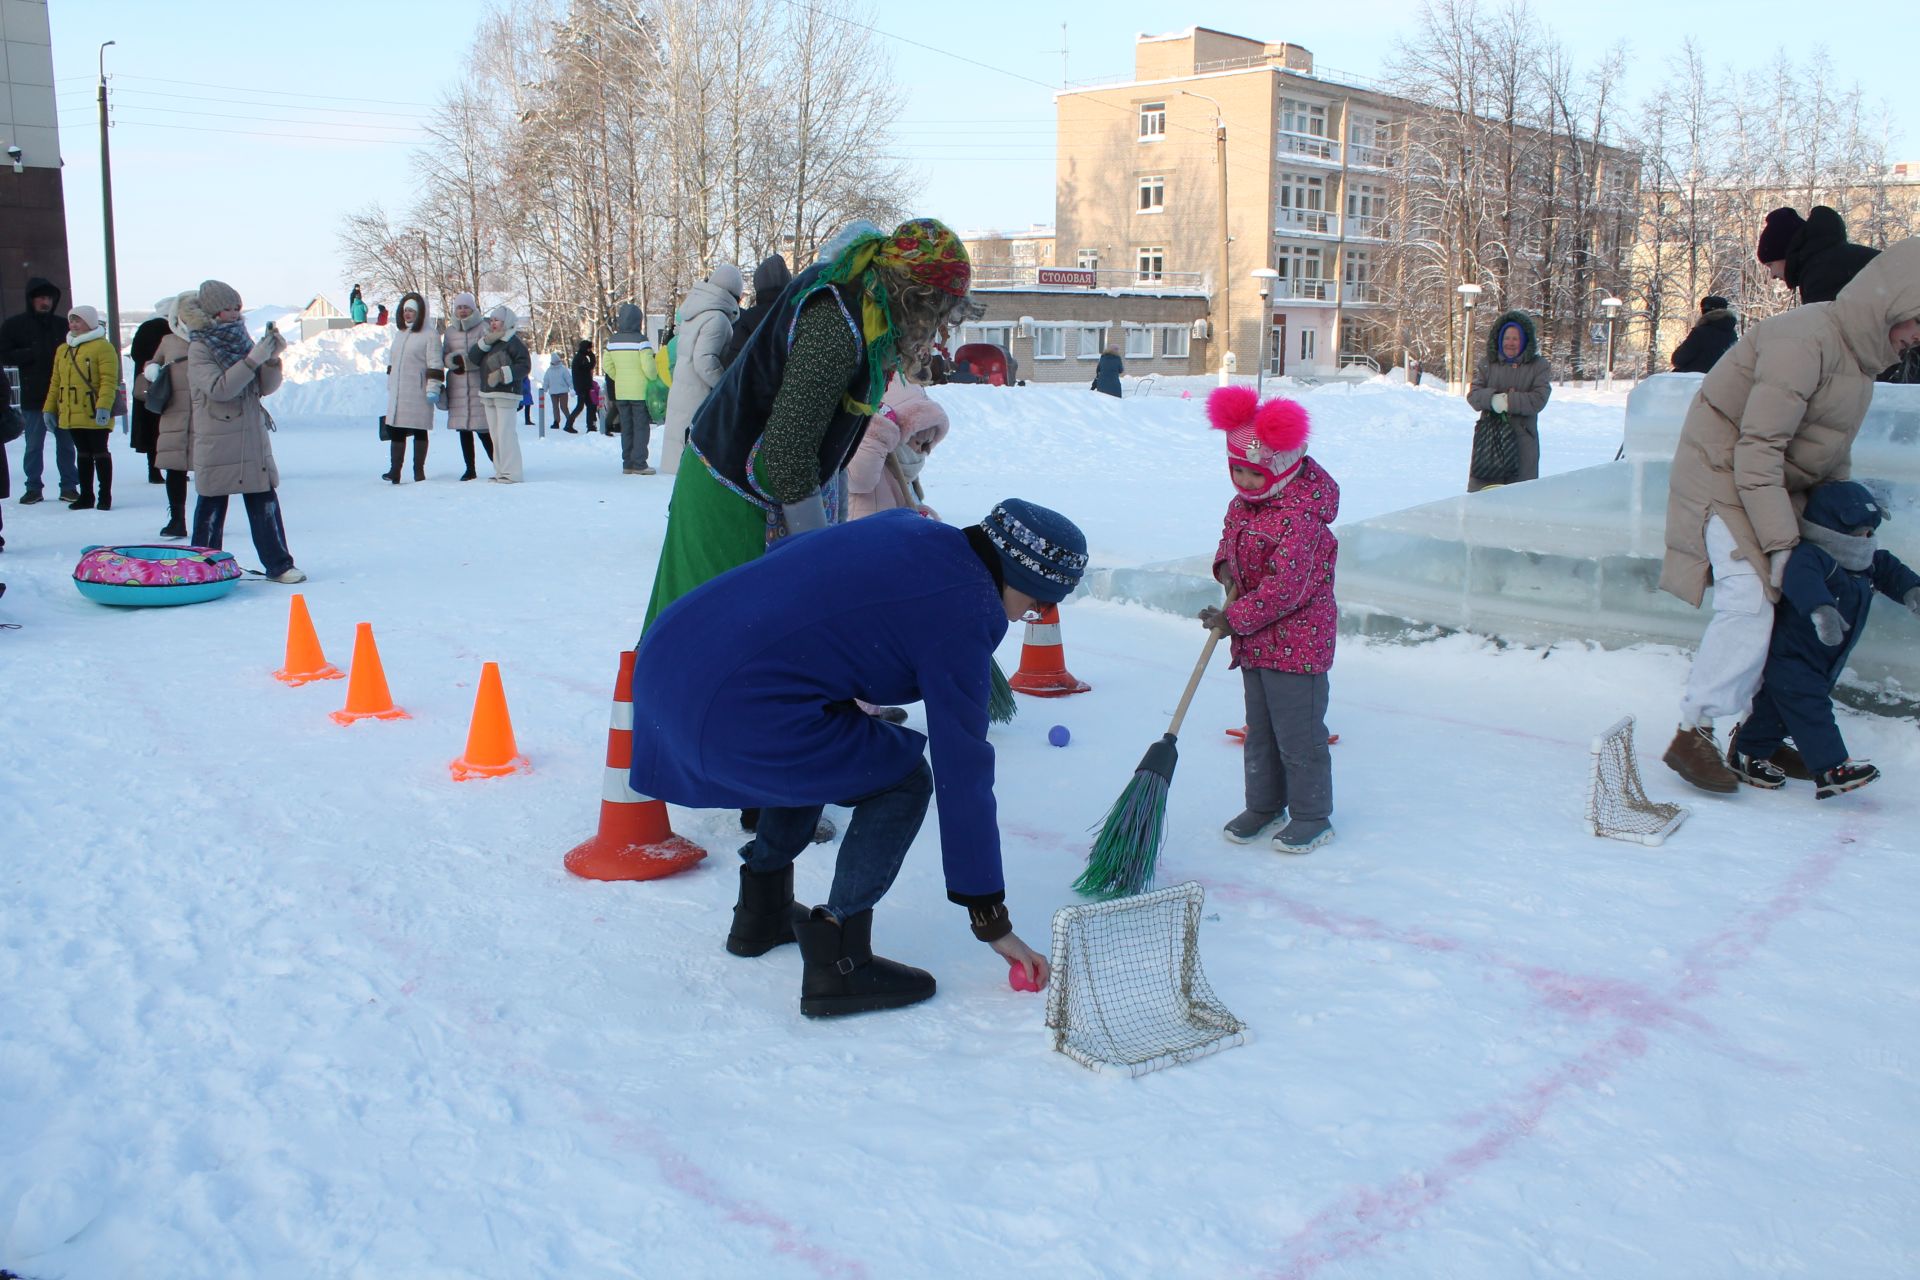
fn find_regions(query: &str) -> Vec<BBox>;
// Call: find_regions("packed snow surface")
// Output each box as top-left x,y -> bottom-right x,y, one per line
2,364 -> 1916,1279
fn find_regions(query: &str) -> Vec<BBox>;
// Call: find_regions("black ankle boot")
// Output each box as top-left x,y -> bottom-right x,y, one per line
793,908 -> 935,1017
726,863 -> 807,958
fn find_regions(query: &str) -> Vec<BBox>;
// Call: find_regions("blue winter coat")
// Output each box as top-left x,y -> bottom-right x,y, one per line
629,510 -> 1011,902
1767,487 -> 1920,695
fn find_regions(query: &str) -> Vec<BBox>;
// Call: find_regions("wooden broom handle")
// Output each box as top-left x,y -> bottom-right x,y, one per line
1166,629 -> 1223,739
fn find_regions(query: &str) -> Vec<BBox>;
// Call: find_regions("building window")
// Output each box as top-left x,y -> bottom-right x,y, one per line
1346,182 -> 1390,238
1138,102 -> 1166,141
1275,171 -> 1329,233
1160,325 -> 1191,359
1033,326 -> 1066,360
1347,113 -> 1391,167
1078,325 -> 1107,359
1300,328 -> 1317,363
962,323 -> 1013,349
1138,176 -> 1165,213
1124,325 -> 1154,359
1274,244 -> 1326,300
1342,248 -> 1378,303
1136,246 -> 1165,284
1077,248 -> 1100,272
1278,98 -> 1331,159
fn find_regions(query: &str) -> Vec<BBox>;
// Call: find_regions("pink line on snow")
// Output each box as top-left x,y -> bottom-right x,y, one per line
1258,829 -> 1860,1279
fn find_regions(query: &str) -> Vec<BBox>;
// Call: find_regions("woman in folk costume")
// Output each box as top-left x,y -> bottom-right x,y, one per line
641,217 -> 977,631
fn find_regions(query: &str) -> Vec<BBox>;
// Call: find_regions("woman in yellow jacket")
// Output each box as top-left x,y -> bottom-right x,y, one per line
44,304 -> 119,510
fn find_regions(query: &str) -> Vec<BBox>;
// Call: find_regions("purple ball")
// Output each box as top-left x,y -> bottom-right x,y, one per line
1048,724 -> 1071,748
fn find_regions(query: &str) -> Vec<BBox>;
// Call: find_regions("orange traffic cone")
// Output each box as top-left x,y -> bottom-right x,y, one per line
1007,603 -> 1091,697
564,650 -> 706,881
330,622 -> 409,725
274,594 -> 343,685
450,661 -> 528,780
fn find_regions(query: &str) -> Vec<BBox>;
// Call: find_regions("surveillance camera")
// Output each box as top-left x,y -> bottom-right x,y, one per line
6,144 -> 21,174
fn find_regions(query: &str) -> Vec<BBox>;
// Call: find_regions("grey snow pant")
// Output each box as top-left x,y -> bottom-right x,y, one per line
616,401 -> 650,470
1242,668 -> 1333,823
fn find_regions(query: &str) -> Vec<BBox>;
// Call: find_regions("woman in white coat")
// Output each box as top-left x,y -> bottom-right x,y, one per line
442,290 -> 492,480
383,292 -> 440,484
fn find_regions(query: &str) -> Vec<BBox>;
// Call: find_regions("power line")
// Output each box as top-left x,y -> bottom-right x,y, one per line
91,85 -> 435,121
108,72 -> 435,109
78,119 -> 426,147
95,102 -> 432,134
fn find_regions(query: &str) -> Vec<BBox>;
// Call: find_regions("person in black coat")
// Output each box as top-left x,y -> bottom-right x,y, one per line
0,276 -> 78,502
1757,206 -> 1880,305
128,313 -> 171,483
722,254 -> 793,367
1091,345 -> 1124,397
1728,482 -> 1920,797
565,339 -> 597,432
1670,296 -> 1738,374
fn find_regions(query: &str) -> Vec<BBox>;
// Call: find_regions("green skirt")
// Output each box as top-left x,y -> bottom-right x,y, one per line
642,444 -> 771,633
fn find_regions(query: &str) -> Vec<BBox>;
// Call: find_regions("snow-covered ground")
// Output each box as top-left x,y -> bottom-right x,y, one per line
3,353 -> 1917,1279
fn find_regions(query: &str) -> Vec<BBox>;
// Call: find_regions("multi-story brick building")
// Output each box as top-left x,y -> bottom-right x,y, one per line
0,1 -> 70,313
1056,26 -> 1636,380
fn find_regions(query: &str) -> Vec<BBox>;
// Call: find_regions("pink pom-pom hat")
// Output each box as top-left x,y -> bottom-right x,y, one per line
1207,386 -> 1311,496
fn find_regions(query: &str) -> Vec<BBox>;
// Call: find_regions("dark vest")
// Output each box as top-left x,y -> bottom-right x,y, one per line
688,263 -> 872,509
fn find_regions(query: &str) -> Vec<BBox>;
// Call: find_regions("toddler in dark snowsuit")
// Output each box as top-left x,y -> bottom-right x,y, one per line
1729,481 -> 1920,798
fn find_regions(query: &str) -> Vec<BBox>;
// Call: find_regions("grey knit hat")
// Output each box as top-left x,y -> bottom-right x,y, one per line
198,279 -> 243,314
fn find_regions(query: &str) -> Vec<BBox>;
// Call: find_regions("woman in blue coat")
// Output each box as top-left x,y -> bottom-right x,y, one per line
629,499 -> 1088,1018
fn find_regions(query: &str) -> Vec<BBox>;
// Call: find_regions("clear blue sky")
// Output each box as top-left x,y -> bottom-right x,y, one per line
48,0 -> 1915,312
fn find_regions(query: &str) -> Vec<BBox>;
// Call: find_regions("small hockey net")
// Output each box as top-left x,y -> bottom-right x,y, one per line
1045,881 -> 1245,1076
1587,716 -> 1689,846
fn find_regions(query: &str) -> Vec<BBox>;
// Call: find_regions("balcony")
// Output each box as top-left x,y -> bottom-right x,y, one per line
1345,215 -> 1392,240
1272,207 -> 1336,235
1346,143 -> 1392,169
1342,282 -> 1383,305
1272,277 -> 1332,302
1277,132 -> 1340,165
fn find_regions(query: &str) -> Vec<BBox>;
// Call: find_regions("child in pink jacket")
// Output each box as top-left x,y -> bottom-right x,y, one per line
1199,386 -> 1340,853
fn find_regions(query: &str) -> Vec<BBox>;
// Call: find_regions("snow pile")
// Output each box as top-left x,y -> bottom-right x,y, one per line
273,325 -> 563,421
4,374 -> 1915,1280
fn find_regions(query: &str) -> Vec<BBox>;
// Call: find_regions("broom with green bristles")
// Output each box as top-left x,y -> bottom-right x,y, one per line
989,657 -> 1017,724
1074,628 -> 1222,899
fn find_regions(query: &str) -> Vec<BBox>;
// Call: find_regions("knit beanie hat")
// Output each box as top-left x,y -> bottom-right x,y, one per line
979,499 -> 1089,604
709,263 -> 746,300
68,304 -> 102,330
451,290 -> 478,313
198,279 -> 242,315
1756,207 -> 1804,264
1701,295 -> 1729,313
1207,385 -> 1311,500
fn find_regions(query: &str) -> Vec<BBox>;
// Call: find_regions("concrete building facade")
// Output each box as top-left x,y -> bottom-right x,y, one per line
1,0 -> 68,313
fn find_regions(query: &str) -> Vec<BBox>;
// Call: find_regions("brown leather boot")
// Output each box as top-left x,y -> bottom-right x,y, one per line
1663,723 -> 1740,794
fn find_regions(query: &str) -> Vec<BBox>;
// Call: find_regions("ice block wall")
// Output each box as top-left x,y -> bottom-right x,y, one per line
1082,376 -> 1920,706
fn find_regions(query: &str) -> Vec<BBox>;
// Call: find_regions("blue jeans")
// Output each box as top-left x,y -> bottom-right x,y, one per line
192,489 -> 295,577
744,759 -> 933,920
22,410 -> 78,497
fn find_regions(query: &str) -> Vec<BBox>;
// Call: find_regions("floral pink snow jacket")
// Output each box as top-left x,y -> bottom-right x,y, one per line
1212,455 -> 1340,674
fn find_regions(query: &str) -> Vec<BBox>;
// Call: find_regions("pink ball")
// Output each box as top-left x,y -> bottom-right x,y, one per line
1008,960 -> 1040,992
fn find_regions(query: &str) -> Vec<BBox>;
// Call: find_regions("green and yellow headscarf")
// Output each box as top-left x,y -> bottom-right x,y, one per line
819,217 -> 972,414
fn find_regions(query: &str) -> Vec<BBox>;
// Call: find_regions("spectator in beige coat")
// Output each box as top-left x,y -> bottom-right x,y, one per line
133,291 -> 197,537
1659,238 -> 1920,793
183,279 -> 305,583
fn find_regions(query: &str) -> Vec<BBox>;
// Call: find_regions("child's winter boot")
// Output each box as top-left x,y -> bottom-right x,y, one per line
1274,817 -> 1335,854
1222,809 -> 1283,844
1815,761 -> 1879,800
1725,742 -> 1787,790
725,860 -> 808,958
1770,742 -> 1813,781
793,908 -> 935,1017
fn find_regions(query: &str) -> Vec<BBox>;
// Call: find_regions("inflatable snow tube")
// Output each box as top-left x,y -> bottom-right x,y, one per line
72,544 -> 244,607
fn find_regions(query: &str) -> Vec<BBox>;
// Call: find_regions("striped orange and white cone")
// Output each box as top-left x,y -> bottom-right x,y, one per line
1007,602 -> 1091,697
564,650 -> 706,882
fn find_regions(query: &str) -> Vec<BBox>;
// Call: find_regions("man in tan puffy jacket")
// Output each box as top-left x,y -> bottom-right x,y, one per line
1660,238 -> 1920,792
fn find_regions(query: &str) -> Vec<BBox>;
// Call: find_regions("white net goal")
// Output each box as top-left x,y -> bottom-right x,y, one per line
1045,881 -> 1246,1076
1587,715 -> 1689,846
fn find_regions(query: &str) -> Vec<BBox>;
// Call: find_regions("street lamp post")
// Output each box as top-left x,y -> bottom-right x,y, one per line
1251,268 -> 1278,396
98,41 -> 120,383
1600,295 -> 1623,392
1182,90 -> 1232,382
1455,282 -> 1482,393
